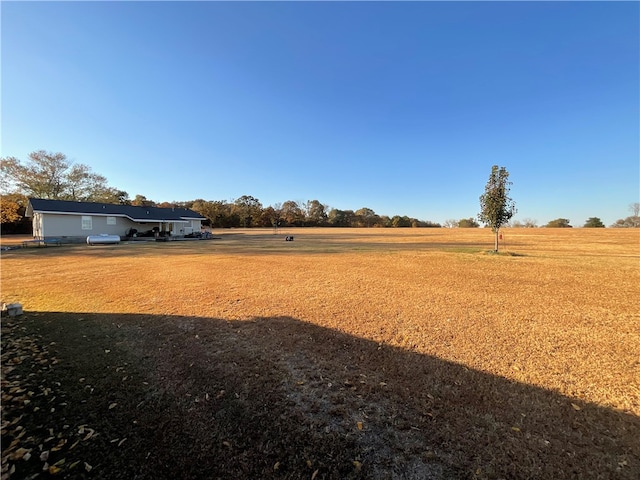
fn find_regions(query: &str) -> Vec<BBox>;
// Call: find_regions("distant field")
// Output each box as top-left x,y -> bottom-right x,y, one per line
2,228 -> 639,478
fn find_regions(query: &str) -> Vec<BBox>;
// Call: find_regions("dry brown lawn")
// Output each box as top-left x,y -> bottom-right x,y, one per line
1,228 -> 639,479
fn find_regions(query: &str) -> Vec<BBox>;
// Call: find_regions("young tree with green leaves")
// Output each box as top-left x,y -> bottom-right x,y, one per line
478,165 -> 516,252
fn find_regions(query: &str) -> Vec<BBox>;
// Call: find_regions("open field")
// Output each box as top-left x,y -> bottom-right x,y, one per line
2,228 -> 639,479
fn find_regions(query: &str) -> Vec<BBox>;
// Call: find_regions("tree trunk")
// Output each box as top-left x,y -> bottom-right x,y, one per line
494,229 -> 499,252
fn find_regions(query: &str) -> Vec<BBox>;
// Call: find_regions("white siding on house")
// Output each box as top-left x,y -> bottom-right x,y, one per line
39,214 -> 142,238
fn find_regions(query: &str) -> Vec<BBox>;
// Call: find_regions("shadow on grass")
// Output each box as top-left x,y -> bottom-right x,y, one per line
2,312 -> 638,479
482,250 -> 529,257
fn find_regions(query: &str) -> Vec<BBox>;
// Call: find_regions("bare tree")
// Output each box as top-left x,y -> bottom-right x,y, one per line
443,219 -> 458,228
610,203 -> 640,228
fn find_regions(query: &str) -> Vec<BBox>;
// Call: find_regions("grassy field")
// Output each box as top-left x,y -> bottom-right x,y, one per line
1,228 -> 639,479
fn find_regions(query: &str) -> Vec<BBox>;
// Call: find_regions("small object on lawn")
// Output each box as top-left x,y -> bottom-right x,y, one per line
285,235 -> 294,241
1,302 -> 23,317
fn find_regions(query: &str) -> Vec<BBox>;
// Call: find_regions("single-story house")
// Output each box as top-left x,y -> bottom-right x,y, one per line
26,198 -> 207,243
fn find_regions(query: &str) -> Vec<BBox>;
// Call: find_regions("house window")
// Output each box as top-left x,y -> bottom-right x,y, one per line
81,216 -> 93,230
107,216 -> 116,225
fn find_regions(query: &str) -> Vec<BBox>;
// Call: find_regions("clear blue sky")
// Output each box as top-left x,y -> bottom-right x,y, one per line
2,1 -> 638,226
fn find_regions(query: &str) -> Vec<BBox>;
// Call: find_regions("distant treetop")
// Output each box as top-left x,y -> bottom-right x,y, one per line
544,218 -> 572,228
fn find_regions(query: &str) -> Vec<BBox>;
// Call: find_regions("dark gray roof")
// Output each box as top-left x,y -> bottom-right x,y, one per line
27,198 -> 206,222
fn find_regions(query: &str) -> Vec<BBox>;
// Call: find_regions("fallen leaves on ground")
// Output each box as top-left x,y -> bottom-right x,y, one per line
1,318 -> 100,479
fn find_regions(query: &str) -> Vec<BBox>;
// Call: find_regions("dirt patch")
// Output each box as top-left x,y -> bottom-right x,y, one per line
2,312 -> 638,479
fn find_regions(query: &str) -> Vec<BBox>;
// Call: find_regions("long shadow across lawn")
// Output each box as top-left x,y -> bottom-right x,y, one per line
2,312 -> 638,479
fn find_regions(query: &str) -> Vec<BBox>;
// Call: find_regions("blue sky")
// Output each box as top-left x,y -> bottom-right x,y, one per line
2,1 -> 638,226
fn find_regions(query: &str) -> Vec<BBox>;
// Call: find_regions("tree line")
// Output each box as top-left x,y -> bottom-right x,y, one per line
0,151 -> 441,231
2,151 -> 637,233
